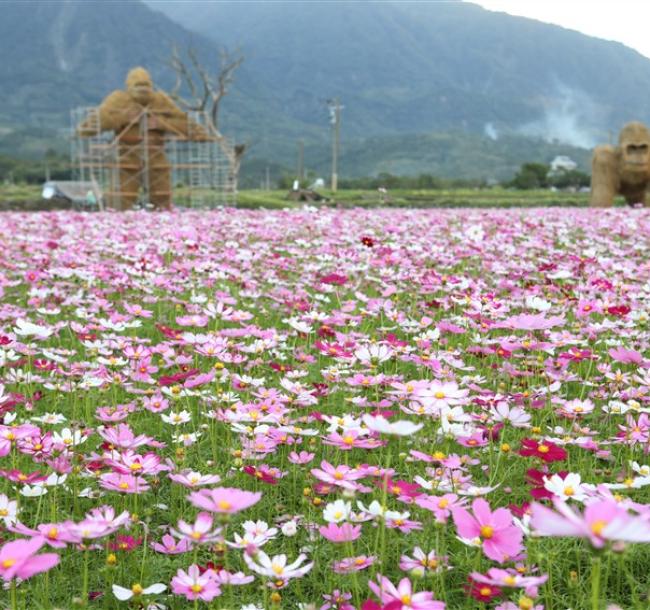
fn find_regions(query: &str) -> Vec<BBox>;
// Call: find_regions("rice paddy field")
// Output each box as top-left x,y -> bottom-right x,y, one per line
1,206 -> 650,610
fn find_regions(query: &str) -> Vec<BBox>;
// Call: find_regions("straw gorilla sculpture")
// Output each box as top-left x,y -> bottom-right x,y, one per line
590,122 -> 650,207
78,67 -> 206,210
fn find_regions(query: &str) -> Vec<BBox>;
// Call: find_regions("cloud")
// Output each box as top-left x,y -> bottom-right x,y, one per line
517,81 -> 606,149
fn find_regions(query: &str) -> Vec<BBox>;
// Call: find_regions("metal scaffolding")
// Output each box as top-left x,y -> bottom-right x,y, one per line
70,107 -> 236,209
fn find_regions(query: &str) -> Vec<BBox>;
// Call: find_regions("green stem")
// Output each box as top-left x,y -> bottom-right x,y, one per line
11,579 -> 17,610
82,548 -> 89,607
591,555 -> 601,610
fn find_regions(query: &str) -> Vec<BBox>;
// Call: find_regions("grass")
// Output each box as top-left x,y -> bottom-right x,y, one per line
0,184 -> 602,209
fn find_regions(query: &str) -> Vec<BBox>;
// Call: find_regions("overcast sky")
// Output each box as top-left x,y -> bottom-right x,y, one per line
472,0 -> 650,59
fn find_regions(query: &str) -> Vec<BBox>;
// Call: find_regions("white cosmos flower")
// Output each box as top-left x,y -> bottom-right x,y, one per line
362,414 -> 423,436
630,461 -> 650,477
354,343 -> 393,364
543,473 -> 589,502
52,428 -> 86,447
243,550 -> 313,580
323,499 -> 352,523
0,493 -> 18,526
281,520 -> 298,536
356,500 -> 386,518
492,402 -> 531,427
19,484 -> 47,497
286,318 -> 313,334
13,319 -> 53,339
161,410 -> 192,425
45,473 -> 68,487
112,583 -> 166,601
32,412 -> 67,425
525,296 -> 552,311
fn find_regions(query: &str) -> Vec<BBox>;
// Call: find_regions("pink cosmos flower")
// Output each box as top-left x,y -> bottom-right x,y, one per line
10,522 -> 77,548
368,574 -> 445,610
530,499 -> 650,548
288,450 -> 315,464
470,567 -> 548,593
188,487 -> 262,514
105,450 -> 167,476
0,537 -> 60,581
608,346 -> 648,366
452,498 -> 523,563
172,512 -> 222,544
333,555 -> 376,573
98,424 -> 152,449
151,534 -> 192,555
415,494 -> 465,524
99,473 -> 150,494
171,564 -> 222,602
311,461 -> 367,490
319,522 -> 362,543
168,470 -> 222,488
496,313 -> 565,331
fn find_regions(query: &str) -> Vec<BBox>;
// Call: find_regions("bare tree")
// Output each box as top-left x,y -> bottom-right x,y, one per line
168,44 -> 247,194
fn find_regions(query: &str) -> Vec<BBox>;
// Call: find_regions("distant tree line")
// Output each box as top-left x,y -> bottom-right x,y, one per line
0,153 -> 590,192
507,162 -> 590,190
278,172 -> 488,190
0,151 -> 70,184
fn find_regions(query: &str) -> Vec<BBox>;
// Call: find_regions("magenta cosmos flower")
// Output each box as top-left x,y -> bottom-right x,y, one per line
0,537 -> 60,581
188,487 -> 262,514
452,498 -> 523,563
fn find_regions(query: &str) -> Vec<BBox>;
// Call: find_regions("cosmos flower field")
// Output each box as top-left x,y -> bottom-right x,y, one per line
2,207 -> 650,610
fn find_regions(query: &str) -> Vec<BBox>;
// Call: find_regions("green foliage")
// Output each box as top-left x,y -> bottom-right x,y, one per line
549,169 -> 591,189
0,152 -> 70,184
509,162 -> 551,189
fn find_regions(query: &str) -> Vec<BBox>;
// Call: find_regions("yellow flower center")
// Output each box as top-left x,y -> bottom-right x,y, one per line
401,595 -> 412,604
47,527 -> 58,539
434,391 -> 445,399
271,563 -> 284,575
591,520 -> 607,536
130,463 -> 143,471
218,500 -> 231,510
0,509 -> 8,517
191,531 -> 202,540
342,435 -> 355,445
334,472 -> 344,480
438,498 -> 449,509
480,525 -> 494,539
479,586 -> 492,596
537,444 -> 549,453
2,559 -> 16,569
191,584 -> 203,593
564,486 -> 574,496
131,583 -> 144,596
119,482 -> 130,490
504,575 -> 517,586
519,596 -> 534,610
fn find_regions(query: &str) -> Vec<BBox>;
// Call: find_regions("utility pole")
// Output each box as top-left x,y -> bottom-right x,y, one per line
327,98 -> 342,192
297,140 -> 305,184
265,166 -> 271,191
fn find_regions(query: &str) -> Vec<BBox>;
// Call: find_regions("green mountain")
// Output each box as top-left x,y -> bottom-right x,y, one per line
2,0 -> 648,180
148,0 -> 650,148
